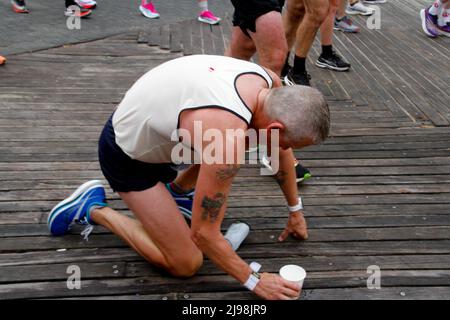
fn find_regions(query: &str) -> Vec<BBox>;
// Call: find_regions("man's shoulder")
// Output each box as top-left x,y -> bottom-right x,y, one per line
181,107 -> 249,131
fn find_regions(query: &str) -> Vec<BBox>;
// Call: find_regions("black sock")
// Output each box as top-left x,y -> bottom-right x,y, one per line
284,54 -> 291,67
281,54 -> 291,76
293,55 -> 306,74
322,45 -> 333,58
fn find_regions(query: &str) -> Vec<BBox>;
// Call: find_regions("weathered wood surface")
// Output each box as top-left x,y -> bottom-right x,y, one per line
0,0 -> 449,300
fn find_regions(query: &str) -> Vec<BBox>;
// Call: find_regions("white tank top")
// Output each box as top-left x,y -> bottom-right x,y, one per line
112,55 -> 273,163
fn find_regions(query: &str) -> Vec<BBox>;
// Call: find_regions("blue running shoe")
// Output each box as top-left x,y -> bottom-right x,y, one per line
166,183 -> 194,220
48,180 -> 107,238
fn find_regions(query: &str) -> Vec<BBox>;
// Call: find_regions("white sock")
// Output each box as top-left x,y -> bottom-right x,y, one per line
429,0 -> 443,15
198,0 -> 208,12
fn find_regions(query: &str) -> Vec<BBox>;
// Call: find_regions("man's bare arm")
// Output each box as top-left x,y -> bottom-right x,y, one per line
190,163 -> 253,284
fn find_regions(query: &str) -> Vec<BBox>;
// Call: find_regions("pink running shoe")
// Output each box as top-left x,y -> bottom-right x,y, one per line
139,0 -> 160,19
198,10 -> 221,25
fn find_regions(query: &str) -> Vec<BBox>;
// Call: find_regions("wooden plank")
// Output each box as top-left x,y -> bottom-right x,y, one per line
147,27 -> 161,47
3,175 -> 450,192
129,254 -> 450,277
1,193 -> 449,215
180,19 -> 193,55
2,237 -> 450,257
200,23 -> 215,55
301,287 -> 450,300
136,30 -> 149,44
0,262 -> 125,283
170,23 -> 183,53
190,19 -> 203,55
3,224 -> 450,241
0,248 -> 140,267
159,25 -> 171,50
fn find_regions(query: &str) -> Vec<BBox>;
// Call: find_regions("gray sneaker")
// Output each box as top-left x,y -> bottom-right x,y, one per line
363,0 -> 387,4
346,1 -> 374,16
334,16 -> 361,33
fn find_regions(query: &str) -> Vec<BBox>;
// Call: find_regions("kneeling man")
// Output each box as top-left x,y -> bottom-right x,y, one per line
48,55 -> 330,300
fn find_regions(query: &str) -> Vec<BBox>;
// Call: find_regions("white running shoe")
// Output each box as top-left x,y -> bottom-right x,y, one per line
346,2 -> 375,16
363,0 -> 387,4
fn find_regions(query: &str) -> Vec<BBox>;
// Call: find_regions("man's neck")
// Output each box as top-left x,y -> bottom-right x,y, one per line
250,88 -> 270,129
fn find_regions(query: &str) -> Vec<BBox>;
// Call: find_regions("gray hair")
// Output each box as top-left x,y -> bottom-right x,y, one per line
263,85 -> 330,144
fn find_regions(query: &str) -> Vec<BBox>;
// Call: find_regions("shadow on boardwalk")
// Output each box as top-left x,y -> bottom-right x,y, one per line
0,0 -> 449,299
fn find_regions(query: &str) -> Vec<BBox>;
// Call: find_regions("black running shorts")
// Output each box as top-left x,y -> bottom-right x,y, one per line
231,0 -> 286,36
98,113 -> 178,192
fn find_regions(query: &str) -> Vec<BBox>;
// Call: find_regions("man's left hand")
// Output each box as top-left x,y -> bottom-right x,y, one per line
278,211 -> 308,242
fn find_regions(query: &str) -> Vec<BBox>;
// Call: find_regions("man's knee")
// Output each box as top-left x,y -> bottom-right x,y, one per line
227,28 -> 256,60
286,0 -> 306,21
304,0 -> 329,26
167,250 -> 203,278
267,47 -> 289,70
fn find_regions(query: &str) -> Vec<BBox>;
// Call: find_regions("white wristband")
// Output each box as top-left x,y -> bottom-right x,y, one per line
288,197 -> 304,212
243,273 -> 260,291
244,262 -> 262,291
249,262 -> 261,272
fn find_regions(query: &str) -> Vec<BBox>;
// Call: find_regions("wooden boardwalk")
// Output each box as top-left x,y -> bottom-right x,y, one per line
0,0 -> 449,299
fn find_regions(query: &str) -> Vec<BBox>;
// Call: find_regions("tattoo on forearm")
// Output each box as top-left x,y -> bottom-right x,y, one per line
275,170 -> 287,186
216,164 -> 240,181
201,193 -> 226,222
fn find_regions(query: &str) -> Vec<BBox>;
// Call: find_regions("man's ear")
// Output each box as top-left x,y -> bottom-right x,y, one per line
266,121 -> 285,134
266,122 -> 284,147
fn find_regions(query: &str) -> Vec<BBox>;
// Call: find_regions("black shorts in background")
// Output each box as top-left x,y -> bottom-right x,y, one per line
98,113 -> 178,193
231,0 -> 286,36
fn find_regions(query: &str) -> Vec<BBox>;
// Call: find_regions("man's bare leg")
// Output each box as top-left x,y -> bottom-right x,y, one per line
90,182 -> 203,277
226,11 -> 287,76
247,11 -> 288,75
225,27 -> 257,61
282,0 -> 329,85
320,0 -> 339,47
316,0 -> 351,71
336,0 -> 347,18
172,164 -> 200,192
294,0 -> 329,59
283,0 -> 306,51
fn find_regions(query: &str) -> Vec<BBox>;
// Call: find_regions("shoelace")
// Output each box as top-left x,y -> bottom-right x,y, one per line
77,217 -> 94,241
81,224 -> 94,241
328,51 -> 344,64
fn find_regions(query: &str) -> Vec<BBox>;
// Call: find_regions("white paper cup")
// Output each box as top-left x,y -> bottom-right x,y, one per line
279,265 -> 307,289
